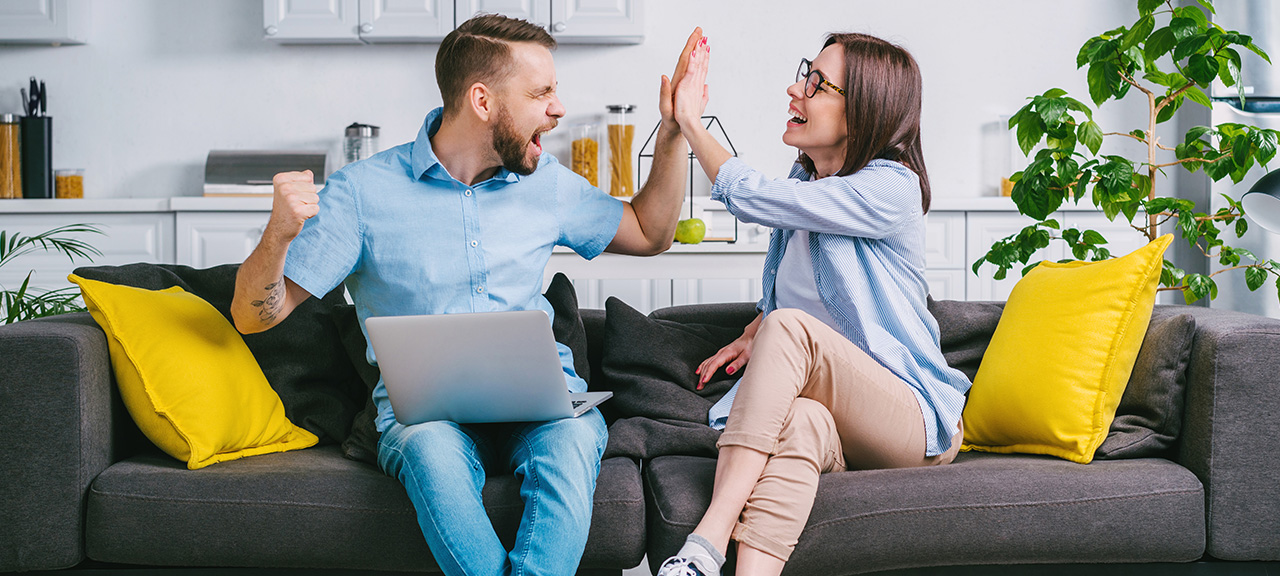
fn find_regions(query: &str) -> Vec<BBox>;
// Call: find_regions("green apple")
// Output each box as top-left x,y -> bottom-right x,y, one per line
674,218 -> 706,244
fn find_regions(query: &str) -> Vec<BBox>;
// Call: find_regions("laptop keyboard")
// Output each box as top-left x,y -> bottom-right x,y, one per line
572,400 -> 586,409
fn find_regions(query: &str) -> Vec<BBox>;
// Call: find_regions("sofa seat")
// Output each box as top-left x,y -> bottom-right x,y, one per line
85,445 -> 645,572
645,452 -> 1205,575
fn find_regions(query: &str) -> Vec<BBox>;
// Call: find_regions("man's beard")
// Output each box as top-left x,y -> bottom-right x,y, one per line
493,107 -> 552,176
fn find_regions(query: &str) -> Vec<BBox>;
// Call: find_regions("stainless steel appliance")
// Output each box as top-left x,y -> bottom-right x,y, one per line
1208,0 -> 1280,317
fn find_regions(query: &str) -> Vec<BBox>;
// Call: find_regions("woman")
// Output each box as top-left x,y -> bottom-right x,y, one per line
658,33 -> 972,576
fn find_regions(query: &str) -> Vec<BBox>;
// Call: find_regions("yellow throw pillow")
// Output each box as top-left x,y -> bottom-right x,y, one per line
961,234 -> 1173,464
69,275 -> 318,469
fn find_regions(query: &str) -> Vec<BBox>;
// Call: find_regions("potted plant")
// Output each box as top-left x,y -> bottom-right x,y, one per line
1,224 -> 102,324
973,0 -> 1277,304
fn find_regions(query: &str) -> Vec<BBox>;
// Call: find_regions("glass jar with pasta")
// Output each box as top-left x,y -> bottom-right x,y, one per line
570,122 -> 601,187
606,104 -> 636,197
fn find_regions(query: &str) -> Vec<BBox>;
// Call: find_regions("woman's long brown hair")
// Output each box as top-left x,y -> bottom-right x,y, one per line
798,33 -> 931,214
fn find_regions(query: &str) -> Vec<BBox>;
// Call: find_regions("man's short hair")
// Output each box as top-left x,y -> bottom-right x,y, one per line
436,14 -> 557,116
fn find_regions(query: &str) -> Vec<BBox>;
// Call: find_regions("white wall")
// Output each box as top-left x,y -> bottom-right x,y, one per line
0,0 -> 1152,199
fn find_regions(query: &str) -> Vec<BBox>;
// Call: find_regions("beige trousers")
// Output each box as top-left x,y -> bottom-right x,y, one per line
716,309 -> 962,561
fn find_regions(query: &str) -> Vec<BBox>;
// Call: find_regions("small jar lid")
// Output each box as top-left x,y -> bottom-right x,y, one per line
345,122 -> 380,137
0,114 -> 17,124
606,104 -> 636,113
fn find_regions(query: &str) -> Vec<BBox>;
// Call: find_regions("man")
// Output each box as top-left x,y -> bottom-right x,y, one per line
230,14 -> 704,576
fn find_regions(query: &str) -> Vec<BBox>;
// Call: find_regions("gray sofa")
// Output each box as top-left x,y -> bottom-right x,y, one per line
3,298 -> 1280,575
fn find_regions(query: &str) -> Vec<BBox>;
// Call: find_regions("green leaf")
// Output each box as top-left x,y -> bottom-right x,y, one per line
1042,88 -> 1068,99
1125,15 -> 1156,51
1145,27 -> 1178,61
1157,94 -> 1183,124
1174,5 -> 1210,30
1041,219 -> 1060,230
1246,267 -> 1268,291
1170,17 -> 1198,42
1063,97 -> 1094,120
1078,120 -> 1104,156
1217,48 -> 1243,89
1237,217 -> 1249,238
1017,114 -> 1046,156
1245,41 -> 1273,65
1185,86 -> 1213,108
1138,0 -> 1164,16
1087,62 -> 1111,106
1195,0 -> 1215,14
1255,129 -> 1278,166
1078,37 -> 1105,68
1175,34 -> 1211,61
1083,229 -> 1108,245
1233,133 -> 1253,167
1187,53 -> 1219,84
1185,125 -> 1215,144
1037,97 -> 1069,126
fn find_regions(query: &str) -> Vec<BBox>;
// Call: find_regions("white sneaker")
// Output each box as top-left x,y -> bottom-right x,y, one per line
656,555 -> 719,576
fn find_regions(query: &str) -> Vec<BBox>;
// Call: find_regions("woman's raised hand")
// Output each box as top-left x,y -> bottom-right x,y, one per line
695,329 -> 752,390
659,27 -> 703,132
672,33 -> 710,132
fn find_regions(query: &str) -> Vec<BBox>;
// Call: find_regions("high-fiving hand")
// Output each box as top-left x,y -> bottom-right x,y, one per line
672,32 -> 710,132
659,28 -> 706,134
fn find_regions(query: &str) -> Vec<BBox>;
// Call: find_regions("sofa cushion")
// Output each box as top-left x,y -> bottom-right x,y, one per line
599,298 -> 745,460
72,263 -> 366,446
644,453 -> 1204,575
1096,312 -> 1196,460
85,446 -> 644,571
962,235 -> 1172,464
69,276 -> 318,470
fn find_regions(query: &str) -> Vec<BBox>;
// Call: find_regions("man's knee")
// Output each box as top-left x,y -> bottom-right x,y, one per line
382,420 -> 480,476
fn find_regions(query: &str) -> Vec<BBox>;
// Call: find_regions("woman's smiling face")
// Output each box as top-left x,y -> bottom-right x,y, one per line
783,44 -> 848,175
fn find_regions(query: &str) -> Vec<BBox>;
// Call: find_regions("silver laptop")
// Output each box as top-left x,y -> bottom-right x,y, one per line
365,310 -> 611,425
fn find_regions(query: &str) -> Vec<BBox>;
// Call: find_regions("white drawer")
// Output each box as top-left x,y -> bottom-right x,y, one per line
924,211 -> 965,269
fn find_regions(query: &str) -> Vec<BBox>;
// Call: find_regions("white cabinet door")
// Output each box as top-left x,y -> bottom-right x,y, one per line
924,269 -> 966,302
546,249 -> 764,313
924,211 -> 965,269
457,0 -> 551,29
0,213 -> 174,292
176,213 -> 270,269
965,211 -> 1062,301
0,0 -> 88,45
359,0 -> 454,42
264,0 -> 362,43
548,0 -> 641,44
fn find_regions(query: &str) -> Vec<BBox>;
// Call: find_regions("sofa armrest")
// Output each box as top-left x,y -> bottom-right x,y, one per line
1178,306 -> 1280,561
0,312 -> 115,571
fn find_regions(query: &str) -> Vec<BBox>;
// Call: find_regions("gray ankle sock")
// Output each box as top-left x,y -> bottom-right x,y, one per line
676,533 -> 725,574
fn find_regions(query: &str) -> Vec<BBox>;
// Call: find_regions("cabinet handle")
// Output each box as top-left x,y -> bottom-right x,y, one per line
552,21 -> 566,33
264,25 -> 278,36
360,23 -> 374,34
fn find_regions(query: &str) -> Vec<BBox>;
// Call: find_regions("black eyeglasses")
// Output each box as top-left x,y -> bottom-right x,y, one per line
797,58 -> 845,98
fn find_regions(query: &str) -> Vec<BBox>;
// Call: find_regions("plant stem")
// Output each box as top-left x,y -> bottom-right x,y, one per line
1147,88 -> 1158,242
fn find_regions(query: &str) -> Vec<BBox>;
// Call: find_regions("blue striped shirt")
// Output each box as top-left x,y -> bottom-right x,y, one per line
706,157 -> 971,457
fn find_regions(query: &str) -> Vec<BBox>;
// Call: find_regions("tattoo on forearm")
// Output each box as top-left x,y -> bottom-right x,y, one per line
250,280 -> 284,325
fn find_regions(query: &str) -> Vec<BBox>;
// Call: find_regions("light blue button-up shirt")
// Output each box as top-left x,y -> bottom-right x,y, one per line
707,157 -> 971,457
283,107 -> 625,433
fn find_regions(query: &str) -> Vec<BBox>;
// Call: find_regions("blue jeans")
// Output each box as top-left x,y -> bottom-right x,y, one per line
377,409 -> 608,576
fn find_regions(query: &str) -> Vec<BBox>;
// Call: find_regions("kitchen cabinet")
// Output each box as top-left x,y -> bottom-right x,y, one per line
0,0 -> 89,45
265,0 -> 641,44
458,0 -> 643,44
0,202 -> 174,293
175,212 -> 269,269
1,197 -> 1160,314
964,209 -> 1152,301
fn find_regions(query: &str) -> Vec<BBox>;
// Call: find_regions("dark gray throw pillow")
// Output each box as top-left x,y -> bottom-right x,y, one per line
1094,312 -> 1196,460
598,297 -> 746,460
72,263 -> 367,446
339,272 -> 592,464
